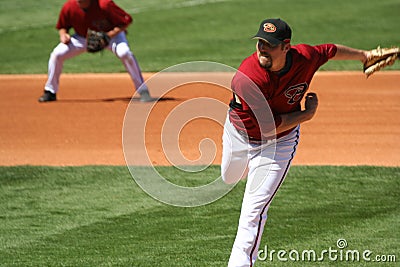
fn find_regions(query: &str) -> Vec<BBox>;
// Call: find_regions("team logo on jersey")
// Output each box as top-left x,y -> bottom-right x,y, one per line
285,83 -> 308,104
263,23 -> 276,33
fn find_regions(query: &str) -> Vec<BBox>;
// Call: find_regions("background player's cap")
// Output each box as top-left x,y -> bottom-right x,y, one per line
253,18 -> 292,46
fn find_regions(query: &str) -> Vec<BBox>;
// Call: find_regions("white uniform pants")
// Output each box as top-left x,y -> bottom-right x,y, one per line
45,32 -> 147,94
221,114 -> 300,267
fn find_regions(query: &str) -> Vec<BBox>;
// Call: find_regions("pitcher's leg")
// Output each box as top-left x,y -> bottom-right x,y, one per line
228,156 -> 278,267
228,127 -> 300,267
221,115 -> 249,185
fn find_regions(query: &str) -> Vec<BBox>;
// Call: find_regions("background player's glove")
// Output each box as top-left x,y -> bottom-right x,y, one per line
363,46 -> 399,78
86,29 -> 110,53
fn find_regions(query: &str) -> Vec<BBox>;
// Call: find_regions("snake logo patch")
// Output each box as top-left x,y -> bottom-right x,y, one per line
263,23 -> 276,33
285,83 -> 308,104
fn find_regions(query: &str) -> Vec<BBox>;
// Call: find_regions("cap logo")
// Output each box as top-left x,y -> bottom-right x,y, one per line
263,23 -> 276,33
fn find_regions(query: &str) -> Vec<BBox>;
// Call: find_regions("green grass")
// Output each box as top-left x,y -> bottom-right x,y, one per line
0,165 -> 398,266
0,0 -> 399,73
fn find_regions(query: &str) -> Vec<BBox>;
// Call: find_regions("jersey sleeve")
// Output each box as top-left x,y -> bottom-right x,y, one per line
56,3 -> 72,31
103,0 -> 133,27
293,43 -> 337,76
310,44 -> 337,67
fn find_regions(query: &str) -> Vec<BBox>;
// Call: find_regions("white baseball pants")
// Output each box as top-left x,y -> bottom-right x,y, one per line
221,113 -> 300,267
44,32 -> 147,94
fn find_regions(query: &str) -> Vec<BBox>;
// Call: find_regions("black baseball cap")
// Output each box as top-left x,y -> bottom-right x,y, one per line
253,18 -> 292,45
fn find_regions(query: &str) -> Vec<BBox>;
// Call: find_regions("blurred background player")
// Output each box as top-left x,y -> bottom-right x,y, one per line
38,0 -> 152,102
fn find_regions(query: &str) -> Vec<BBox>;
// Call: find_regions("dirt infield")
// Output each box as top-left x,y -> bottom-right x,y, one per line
0,72 -> 399,166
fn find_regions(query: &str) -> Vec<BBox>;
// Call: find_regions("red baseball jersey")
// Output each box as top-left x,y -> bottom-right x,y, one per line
56,0 -> 133,37
229,44 -> 337,140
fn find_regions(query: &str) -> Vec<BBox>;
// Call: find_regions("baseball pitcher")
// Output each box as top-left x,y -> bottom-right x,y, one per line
221,18 -> 398,267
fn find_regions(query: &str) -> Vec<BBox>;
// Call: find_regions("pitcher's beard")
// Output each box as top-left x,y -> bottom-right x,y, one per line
259,55 -> 272,70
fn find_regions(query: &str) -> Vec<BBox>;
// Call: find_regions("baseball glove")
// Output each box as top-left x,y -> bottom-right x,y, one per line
86,29 -> 110,53
363,46 -> 399,78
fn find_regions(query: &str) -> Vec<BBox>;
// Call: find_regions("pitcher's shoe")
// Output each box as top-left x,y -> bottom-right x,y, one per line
38,90 -> 57,102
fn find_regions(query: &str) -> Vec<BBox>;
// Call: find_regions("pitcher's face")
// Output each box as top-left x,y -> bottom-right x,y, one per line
256,39 -> 283,70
